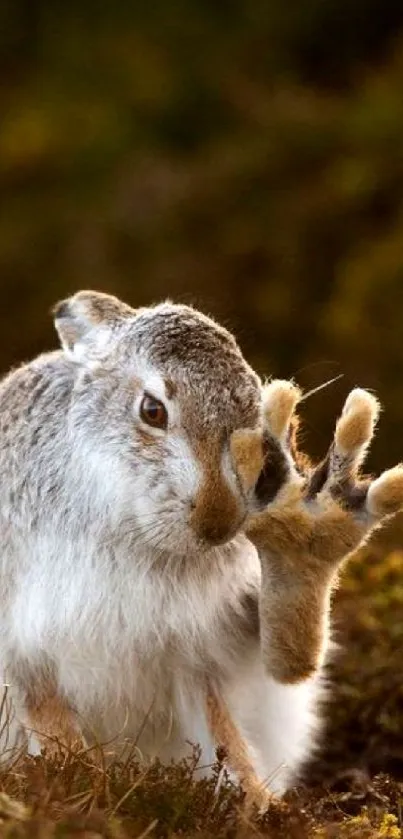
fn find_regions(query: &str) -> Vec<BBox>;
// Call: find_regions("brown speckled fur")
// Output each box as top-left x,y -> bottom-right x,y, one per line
26,694 -> 83,758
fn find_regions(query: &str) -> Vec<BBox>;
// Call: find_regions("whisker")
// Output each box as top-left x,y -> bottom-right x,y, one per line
299,374 -> 344,403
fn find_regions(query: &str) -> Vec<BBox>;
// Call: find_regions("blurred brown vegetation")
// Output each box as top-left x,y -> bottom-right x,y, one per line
2,1 -> 403,470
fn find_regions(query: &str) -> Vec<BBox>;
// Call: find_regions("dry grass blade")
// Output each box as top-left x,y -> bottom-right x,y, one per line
136,818 -> 158,838
0,791 -> 30,821
299,374 -> 344,402
110,771 -> 150,816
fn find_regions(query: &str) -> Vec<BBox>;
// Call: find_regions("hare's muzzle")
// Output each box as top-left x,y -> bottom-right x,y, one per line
189,442 -> 244,546
189,488 -> 243,545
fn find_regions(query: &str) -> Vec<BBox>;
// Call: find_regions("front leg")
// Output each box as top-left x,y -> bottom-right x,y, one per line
232,383 -> 403,685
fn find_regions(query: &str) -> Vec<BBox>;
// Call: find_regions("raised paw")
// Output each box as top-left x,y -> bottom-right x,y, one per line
230,384 -> 403,684
231,383 -> 403,566
233,382 -> 403,683
231,383 -> 403,562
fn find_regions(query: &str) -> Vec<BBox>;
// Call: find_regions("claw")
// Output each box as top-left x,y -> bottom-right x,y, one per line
262,380 -> 302,441
367,465 -> 403,518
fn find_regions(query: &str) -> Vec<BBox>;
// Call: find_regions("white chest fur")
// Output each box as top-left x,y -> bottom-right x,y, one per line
8,530 -> 261,758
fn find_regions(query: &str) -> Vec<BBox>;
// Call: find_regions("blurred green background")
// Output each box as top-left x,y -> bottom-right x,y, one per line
2,0 -> 403,780
1,0 -> 403,469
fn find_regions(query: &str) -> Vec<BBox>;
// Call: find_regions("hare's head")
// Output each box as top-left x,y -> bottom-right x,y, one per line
54,291 -> 262,556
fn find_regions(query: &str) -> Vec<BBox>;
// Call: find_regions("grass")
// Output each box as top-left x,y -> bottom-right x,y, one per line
1,541 -> 403,838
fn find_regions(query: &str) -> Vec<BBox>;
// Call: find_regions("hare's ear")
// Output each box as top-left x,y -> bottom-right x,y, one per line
53,290 -> 135,361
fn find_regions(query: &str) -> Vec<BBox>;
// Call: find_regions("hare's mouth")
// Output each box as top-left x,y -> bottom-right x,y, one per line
133,500 -> 244,558
193,514 -> 246,549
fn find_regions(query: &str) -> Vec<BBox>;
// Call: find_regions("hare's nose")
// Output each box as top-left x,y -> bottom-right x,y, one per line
189,474 -> 243,546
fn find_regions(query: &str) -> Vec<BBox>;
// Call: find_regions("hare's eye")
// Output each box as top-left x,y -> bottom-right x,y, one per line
139,394 -> 168,430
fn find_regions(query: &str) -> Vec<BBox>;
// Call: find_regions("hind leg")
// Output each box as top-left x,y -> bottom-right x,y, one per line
25,693 -> 83,757
5,660 -> 84,759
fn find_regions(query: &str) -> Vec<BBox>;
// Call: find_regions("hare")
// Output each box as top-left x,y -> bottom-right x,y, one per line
0,290 -> 402,806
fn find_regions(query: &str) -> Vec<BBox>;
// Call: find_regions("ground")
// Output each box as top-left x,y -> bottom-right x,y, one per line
1,536 -> 403,838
